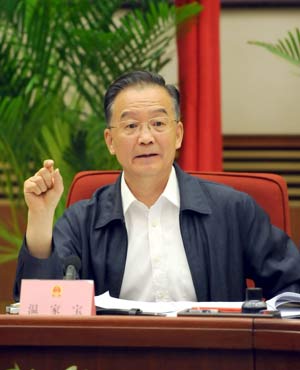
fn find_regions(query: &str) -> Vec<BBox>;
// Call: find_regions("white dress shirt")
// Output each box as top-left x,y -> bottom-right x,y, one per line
119,166 -> 197,302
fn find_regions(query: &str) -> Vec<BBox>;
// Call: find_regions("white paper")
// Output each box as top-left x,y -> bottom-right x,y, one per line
94,291 -> 243,316
266,292 -> 300,318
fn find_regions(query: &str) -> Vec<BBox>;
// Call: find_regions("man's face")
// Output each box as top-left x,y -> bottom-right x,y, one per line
104,84 -> 183,181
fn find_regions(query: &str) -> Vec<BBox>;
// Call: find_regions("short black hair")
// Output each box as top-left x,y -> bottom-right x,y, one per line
103,70 -> 180,126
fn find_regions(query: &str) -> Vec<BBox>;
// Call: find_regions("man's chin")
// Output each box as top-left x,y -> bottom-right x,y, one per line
128,161 -> 163,176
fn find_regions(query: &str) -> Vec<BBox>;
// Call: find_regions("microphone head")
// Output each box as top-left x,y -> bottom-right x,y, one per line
62,255 -> 82,273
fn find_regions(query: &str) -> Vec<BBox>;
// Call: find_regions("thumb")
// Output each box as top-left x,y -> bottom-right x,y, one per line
53,168 -> 64,195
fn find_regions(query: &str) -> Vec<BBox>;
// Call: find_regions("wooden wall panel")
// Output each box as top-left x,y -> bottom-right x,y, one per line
223,135 -> 300,245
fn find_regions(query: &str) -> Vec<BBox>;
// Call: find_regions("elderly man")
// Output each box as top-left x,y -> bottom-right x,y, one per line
14,70 -> 300,301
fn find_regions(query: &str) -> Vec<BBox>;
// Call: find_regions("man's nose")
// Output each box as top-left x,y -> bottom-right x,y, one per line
137,122 -> 154,143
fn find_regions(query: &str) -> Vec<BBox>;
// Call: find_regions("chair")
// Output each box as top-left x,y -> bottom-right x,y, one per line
67,169 -> 291,235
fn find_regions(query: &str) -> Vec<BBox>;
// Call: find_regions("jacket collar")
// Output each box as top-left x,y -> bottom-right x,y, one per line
94,175 -> 124,229
94,162 -> 211,228
173,162 -> 212,215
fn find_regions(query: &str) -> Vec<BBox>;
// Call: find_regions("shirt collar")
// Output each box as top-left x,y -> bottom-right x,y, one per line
160,166 -> 180,208
94,163 -> 212,229
121,166 -> 180,213
121,173 -> 138,214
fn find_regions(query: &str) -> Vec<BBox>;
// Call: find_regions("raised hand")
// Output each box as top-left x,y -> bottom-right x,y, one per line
24,159 -> 64,214
24,159 -> 64,258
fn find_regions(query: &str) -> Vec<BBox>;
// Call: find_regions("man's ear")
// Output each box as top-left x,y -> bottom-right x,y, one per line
175,121 -> 184,150
104,128 -> 115,155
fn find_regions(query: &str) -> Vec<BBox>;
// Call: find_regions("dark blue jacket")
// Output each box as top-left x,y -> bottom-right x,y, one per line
14,164 -> 300,301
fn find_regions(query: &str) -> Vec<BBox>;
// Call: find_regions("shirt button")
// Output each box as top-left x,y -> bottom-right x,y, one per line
151,219 -> 158,227
153,256 -> 161,264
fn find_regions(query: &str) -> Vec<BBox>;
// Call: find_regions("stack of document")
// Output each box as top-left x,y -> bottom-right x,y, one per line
266,292 -> 300,318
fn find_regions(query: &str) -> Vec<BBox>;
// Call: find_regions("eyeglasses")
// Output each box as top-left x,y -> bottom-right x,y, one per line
109,117 -> 178,136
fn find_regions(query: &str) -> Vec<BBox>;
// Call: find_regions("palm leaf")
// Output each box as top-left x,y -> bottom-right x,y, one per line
249,28 -> 300,68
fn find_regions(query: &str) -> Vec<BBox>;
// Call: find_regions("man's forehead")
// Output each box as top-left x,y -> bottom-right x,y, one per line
112,85 -> 173,116
120,107 -> 168,120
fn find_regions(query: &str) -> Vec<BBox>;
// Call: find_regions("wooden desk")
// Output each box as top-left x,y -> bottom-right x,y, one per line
0,315 -> 299,370
254,318 -> 300,370
0,315 -> 253,370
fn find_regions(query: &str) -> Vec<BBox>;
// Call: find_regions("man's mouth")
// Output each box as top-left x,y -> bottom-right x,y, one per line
135,153 -> 158,158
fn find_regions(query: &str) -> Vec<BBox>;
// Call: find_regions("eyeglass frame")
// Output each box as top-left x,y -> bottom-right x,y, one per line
108,116 -> 179,136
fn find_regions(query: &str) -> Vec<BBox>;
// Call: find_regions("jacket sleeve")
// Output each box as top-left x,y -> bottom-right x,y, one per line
241,194 -> 300,299
13,239 -> 64,301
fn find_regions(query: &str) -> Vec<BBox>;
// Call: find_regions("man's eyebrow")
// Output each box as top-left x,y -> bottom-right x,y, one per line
149,108 -> 168,116
120,111 -> 135,120
120,108 -> 168,120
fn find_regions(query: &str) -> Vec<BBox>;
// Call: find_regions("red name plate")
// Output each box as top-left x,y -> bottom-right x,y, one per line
19,279 -> 95,316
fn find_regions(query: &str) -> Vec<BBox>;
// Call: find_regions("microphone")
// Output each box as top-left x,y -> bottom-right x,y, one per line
63,255 -> 82,280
